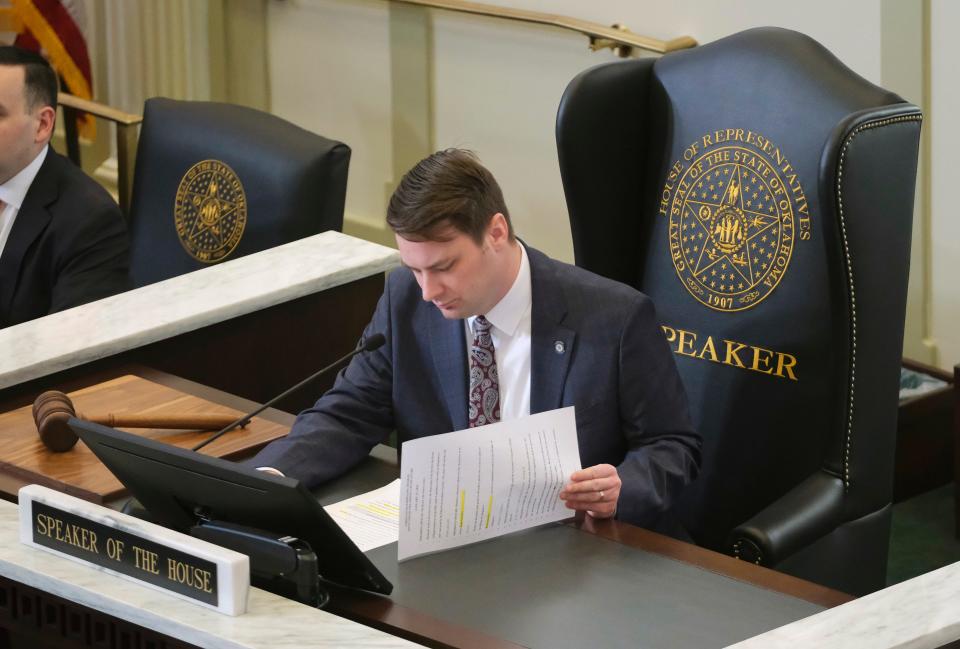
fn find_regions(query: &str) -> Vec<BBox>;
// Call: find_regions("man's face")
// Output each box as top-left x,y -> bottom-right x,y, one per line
396,215 -> 514,320
0,65 -> 47,184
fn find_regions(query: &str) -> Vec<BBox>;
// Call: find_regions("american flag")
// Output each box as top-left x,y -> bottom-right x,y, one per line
11,0 -> 94,137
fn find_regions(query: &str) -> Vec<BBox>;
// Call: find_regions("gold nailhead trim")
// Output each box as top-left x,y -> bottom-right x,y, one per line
835,113 -> 922,491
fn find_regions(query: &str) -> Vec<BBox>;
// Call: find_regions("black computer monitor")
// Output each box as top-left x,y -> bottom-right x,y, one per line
69,417 -> 392,595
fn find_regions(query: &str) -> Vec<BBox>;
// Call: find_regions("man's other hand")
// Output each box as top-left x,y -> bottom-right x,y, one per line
559,464 -> 620,518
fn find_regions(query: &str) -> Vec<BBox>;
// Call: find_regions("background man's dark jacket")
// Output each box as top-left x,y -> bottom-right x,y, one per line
0,147 -> 129,328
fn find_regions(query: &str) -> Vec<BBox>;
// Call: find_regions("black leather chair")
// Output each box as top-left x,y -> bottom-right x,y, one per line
127,98 -> 350,287
556,27 -> 921,595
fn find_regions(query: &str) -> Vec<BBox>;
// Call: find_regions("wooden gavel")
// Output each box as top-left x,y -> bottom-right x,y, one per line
33,390 -> 240,452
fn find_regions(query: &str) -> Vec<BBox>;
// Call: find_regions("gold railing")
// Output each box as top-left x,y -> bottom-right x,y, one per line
58,94 -> 142,215
43,2 -> 693,215
389,0 -> 697,56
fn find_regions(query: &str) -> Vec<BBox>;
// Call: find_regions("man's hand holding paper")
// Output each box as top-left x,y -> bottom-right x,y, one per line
559,463 -> 621,519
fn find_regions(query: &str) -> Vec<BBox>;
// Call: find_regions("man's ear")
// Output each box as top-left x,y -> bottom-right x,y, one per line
487,213 -> 510,248
35,105 -> 56,144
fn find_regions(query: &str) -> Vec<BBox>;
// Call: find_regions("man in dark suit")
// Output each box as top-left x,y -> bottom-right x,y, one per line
253,149 -> 700,531
0,47 -> 129,329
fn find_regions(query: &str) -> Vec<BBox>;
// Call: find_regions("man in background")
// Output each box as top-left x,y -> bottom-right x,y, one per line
0,46 -> 128,328
253,149 -> 701,535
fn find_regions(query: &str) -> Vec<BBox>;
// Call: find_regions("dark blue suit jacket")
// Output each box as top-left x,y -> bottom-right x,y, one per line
251,246 -> 701,529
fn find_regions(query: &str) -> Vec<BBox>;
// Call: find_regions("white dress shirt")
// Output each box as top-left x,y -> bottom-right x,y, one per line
465,242 -> 532,421
0,147 -> 48,260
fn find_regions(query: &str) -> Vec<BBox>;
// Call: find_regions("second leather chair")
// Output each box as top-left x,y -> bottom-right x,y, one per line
127,98 -> 350,288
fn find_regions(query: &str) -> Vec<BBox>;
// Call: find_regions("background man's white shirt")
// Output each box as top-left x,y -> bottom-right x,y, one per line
0,146 -> 48,259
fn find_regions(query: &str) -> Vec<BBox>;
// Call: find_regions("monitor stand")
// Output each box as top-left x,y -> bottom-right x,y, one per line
122,497 -> 328,607
192,519 -> 329,608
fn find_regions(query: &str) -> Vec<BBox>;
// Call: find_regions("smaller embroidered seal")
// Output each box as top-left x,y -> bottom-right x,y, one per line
174,160 -> 247,263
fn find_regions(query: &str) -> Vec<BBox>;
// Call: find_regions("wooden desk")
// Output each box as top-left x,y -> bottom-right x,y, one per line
0,366 -> 305,503
0,368 -> 425,648
310,456 -> 850,649
0,368 -> 851,649
0,371 -> 291,503
0,505 -> 421,649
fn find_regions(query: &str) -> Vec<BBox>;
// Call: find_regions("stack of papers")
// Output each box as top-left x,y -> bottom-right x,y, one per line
324,407 -> 582,562
323,479 -> 401,552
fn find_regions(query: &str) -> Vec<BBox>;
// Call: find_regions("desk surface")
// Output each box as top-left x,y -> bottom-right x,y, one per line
0,367 -> 854,649
313,459 -> 846,649
0,231 -> 399,390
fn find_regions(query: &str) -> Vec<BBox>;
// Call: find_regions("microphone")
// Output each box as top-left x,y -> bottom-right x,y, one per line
192,333 -> 386,452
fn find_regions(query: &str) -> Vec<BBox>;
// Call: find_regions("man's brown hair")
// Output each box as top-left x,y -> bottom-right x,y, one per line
387,149 -> 513,243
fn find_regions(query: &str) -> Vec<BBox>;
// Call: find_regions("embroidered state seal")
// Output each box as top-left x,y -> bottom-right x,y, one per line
174,160 -> 247,263
658,129 -> 811,312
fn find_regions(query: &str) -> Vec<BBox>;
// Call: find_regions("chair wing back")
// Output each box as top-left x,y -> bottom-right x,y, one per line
557,27 -> 921,595
128,98 -> 350,287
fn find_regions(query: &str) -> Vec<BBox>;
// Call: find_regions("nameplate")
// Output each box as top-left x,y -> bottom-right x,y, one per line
18,485 -> 249,615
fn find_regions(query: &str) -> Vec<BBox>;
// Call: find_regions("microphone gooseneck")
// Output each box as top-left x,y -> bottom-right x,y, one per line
191,333 -> 386,452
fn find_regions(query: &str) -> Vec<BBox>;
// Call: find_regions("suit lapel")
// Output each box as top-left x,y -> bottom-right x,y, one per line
429,310 -> 469,431
0,149 -> 57,323
528,247 -> 575,414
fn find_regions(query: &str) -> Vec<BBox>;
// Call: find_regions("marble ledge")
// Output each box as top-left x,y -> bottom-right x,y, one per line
0,500 -> 421,649
0,231 -> 400,390
727,561 -> 960,649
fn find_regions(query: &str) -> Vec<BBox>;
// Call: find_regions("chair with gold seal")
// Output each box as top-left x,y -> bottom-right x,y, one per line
556,27 -> 922,595
128,98 -> 350,287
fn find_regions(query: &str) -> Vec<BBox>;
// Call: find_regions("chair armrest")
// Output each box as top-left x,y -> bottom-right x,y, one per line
727,471 -> 844,566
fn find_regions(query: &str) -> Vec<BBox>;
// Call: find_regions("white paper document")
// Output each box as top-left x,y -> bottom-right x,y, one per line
398,407 -> 582,561
323,479 -> 400,552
